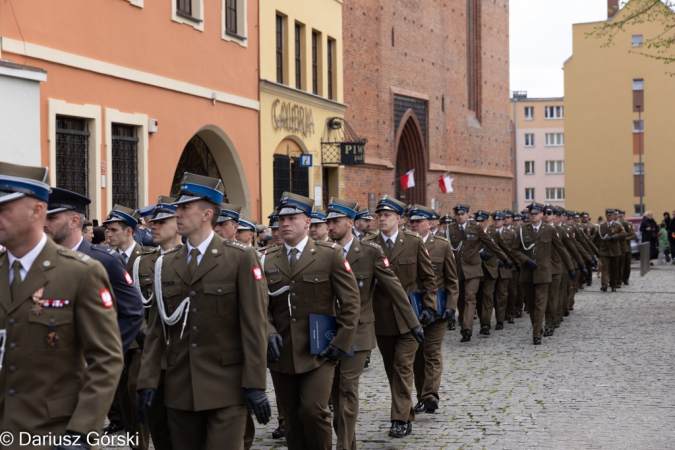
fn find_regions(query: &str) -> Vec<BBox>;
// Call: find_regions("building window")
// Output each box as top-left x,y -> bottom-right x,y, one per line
524,133 -> 534,147
634,204 -> 645,216
524,106 -> 534,120
225,0 -> 237,34
545,133 -> 564,146
273,154 -> 309,205
525,188 -> 534,201
173,0 -> 203,30
633,79 -> 644,90
177,0 -> 191,15
56,116 -> 90,215
111,124 -> 139,210
222,0 -> 247,45
545,161 -> 564,174
633,120 -> 644,133
546,187 -> 565,201
276,15 -> 285,84
545,106 -> 563,119
312,32 -> 319,95
524,161 -> 535,174
295,23 -> 303,90
632,35 -> 643,47
467,0 -> 482,122
327,37 -> 335,100
633,163 -> 644,175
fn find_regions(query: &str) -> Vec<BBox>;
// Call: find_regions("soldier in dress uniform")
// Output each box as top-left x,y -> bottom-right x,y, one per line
45,188 -> 144,354
408,205 -> 459,415
617,210 -> 636,286
352,209 -> 374,239
213,203 -> 241,241
510,203 -> 570,345
326,198 -> 422,449
236,217 -> 257,247
366,195 -> 437,438
553,207 -> 587,328
489,211 -> 516,330
135,205 -> 157,247
502,210 -> 520,324
446,204 -> 506,342
309,207 -> 330,242
437,214 -> 452,237
593,209 -> 627,292
510,213 -> 526,320
264,192 -> 360,450
0,162 -> 123,450
137,173 -> 271,450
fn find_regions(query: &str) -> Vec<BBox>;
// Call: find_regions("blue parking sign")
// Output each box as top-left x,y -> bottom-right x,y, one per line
299,154 -> 313,167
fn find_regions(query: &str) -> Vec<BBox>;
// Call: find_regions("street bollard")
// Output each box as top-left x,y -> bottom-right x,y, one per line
639,242 -> 650,276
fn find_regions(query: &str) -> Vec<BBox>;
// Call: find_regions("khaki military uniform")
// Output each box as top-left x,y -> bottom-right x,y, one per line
265,239 -> 360,450
619,219 -> 636,284
413,234 -> 459,405
477,227 -> 501,331
556,225 -> 586,324
545,229 -> 574,333
510,224 -> 568,339
138,235 -> 269,450
493,226 -> 516,325
331,238 -> 416,450
504,225 -> 521,321
0,239 -> 123,450
593,222 -> 627,289
446,223 -> 506,335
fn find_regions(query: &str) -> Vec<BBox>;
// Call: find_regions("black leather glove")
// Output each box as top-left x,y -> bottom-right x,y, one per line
410,325 -> 425,345
590,258 -> 598,269
498,259 -> 504,268
580,266 -> 589,278
418,307 -> 436,326
244,388 -> 272,425
137,388 -> 156,423
267,333 -> 283,363
605,235 -> 614,241
524,258 -> 538,270
515,262 -> 521,270
135,328 -> 146,350
51,432 -> 90,450
441,308 -> 456,322
480,251 -> 493,261
319,344 -> 348,362
504,258 -> 513,269
568,269 -> 577,279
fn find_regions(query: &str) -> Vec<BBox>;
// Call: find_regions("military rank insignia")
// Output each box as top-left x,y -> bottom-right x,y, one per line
46,327 -> 59,347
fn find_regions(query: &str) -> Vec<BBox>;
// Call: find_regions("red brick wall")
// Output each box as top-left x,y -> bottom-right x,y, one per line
342,0 -> 513,215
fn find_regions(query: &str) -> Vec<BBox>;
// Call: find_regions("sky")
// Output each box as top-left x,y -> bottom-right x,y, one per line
509,0 -> 611,98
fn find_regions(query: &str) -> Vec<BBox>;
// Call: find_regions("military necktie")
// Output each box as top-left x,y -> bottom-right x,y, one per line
11,260 -> 22,303
386,238 -> 394,252
188,248 -> 200,278
289,248 -> 299,269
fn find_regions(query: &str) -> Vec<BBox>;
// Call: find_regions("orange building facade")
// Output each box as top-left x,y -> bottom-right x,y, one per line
0,0 -> 260,221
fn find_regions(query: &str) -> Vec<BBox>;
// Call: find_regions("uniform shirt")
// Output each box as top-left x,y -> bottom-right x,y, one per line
71,236 -> 85,251
284,235 -> 309,263
532,224 -> 541,234
186,230 -> 215,265
119,244 -> 136,264
380,229 -> 399,249
422,233 -> 430,243
8,232 -> 47,283
342,237 -> 354,258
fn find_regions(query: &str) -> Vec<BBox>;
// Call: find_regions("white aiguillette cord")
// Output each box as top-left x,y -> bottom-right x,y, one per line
0,329 -> 6,373
153,255 -> 191,343
132,256 -> 154,309
519,226 -> 536,251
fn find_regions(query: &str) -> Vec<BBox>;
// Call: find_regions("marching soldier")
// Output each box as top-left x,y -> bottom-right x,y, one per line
408,205 -> 459,415
137,173 -> 271,450
367,195 -> 437,437
617,210 -> 636,286
213,203 -> 242,241
310,207 -> 330,242
446,204 -> 506,342
593,209 -> 627,292
504,210 -> 522,323
326,198 -> 423,449
352,209 -> 374,239
236,217 -> 257,247
135,205 -> 157,247
510,203 -> 570,345
0,162 -> 123,449
265,192 -> 360,450
490,211 -> 516,330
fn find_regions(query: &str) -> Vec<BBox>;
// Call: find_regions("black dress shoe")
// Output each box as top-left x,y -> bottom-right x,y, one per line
533,337 -> 542,345
624,281 -> 629,285
507,317 -> 515,324
554,321 -> 561,328
447,322 -> 456,331
563,309 -> 569,317
568,306 -> 574,311
515,312 -> 522,318
601,286 -> 607,292
586,280 -> 592,286
579,284 -> 584,290
414,400 -> 427,414
389,421 -> 406,438
364,356 -> 370,369
425,397 -> 438,413
102,420 -> 125,435
495,322 -> 504,330
272,423 -> 285,439
543,329 -> 553,337
615,284 -> 621,289
479,329 -> 490,336
460,330 -> 471,342
405,421 -> 413,436
611,287 -> 617,292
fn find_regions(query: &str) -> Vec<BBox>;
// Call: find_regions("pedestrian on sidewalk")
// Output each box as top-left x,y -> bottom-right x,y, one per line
640,211 -> 659,261
657,224 -> 669,265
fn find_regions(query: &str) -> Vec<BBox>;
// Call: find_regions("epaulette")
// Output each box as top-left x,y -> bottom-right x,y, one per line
265,245 -> 283,254
316,240 -> 340,249
141,246 -> 159,254
363,233 -> 377,241
57,247 -> 92,264
360,239 -> 383,251
404,230 -> 422,239
224,240 -> 248,251
433,234 -> 449,242
91,244 -> 117,256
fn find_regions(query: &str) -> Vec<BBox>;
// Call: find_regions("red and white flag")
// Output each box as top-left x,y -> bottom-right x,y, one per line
439,173 -> 454,193
400,169 -> 415,190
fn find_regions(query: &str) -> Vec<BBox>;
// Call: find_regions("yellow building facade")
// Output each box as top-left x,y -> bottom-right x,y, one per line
564,3 -> 675,218
259,0 -> 346,217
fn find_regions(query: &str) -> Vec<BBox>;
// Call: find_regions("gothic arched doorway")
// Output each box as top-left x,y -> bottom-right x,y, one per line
394,111 -> 426,205
171,135 -> 224,196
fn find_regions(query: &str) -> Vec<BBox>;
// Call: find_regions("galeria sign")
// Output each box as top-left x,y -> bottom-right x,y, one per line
272,99 -> 315,138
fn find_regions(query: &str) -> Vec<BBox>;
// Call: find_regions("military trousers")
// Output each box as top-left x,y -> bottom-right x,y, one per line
271,361 -> 337,450
545,274 -> 562,332
331,350 -> 369,450
376,332 -> 419,423
505,271 -> 519,320
457,277 -> 481,334
622,251 -> 632,283
167,404 -> 249,450
557,274 -> 568,323
413,318 -> 446,403
600,256 -> 620,288
493,277 -> 510,324
120,349 -> 150,450
522,282 -> 548,339
478,276 -> 496,331
516,278 -> 525,315
147,370 -> 173,450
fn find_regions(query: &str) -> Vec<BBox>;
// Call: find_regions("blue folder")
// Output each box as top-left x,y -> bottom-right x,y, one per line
309,314 -> 355,356
408,290 -> 447,318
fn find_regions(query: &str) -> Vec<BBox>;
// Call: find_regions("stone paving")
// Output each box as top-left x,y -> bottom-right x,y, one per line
105,262 -> 675,449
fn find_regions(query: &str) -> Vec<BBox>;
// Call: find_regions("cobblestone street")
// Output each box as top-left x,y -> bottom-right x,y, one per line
251,263 -> 675,449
